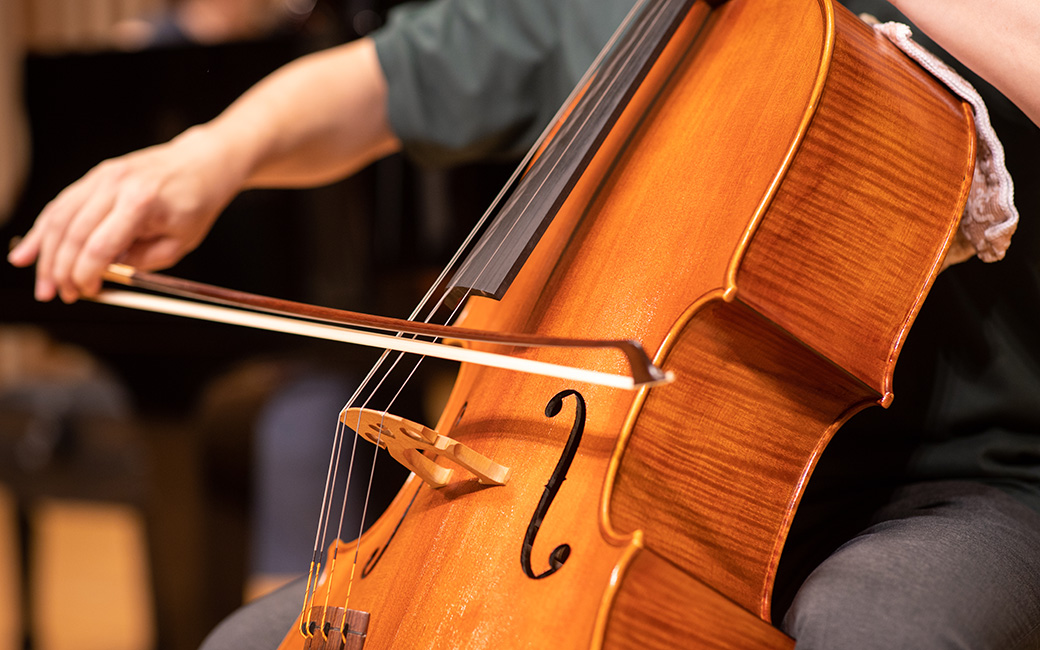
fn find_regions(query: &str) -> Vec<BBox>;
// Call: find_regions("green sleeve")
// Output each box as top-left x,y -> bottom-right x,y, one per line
371,0 -> 636,166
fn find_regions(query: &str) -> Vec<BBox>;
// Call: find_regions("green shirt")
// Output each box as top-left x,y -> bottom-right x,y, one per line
372,0 -> 637,165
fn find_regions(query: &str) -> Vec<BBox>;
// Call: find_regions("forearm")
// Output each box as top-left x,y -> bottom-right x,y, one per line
887,0 -> 1040,125
187,36 -> 401,190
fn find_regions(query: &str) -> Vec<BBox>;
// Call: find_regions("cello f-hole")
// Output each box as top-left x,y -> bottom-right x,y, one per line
521,389 -> 587,579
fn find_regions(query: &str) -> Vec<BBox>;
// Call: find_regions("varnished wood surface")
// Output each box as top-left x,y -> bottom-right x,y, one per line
607,0 -> 974,621
279,0 -> 974,647
602,548 -> 793,649
609,297 -> 873,618
734,7 -> 974,398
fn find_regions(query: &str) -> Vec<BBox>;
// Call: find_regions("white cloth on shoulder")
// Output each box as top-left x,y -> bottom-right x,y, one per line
873,21 -> 1019,265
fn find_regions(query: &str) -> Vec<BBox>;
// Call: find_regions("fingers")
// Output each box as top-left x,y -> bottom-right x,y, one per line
7,225 -> 41,267
13,179 -> 99,301
26,164 -> 125,302
8,154 -> 185,303
122,236 -> 187,271
7,226 -> 54,301
65,192 -> 165,299
9,135 -> 236,303
48,184 -> 120,302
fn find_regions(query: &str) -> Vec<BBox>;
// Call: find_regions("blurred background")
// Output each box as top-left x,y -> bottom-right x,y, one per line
0,1 -> 511,648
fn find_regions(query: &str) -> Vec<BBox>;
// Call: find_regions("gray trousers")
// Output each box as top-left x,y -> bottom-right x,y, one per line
200,481 -> 1040,649
781,481 -> 1040,649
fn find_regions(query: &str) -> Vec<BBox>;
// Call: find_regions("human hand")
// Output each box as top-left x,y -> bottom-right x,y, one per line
7,127 -> 246,303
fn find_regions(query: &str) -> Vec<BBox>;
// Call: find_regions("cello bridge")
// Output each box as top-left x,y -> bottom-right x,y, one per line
342,407 -> 511,489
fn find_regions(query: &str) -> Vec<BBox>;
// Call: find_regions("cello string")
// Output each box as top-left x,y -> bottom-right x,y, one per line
315,407 -> 371,633
423,0 -> 669,310
305,0 -> 668,620
303,341 -> 437,624
340,0 -> 676,429
323,0 -> 678,613
324,0 -> 658,449
388,0 -> 655,328
343,0 -> 672,430
305,0 -> 668,623
338,407 -> 390,615
300,333 -> 437,630
297,376 -> 380,633
315,0 -> 673,620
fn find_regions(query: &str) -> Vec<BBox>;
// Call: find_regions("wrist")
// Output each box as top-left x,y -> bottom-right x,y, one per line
171,122 -> 257,195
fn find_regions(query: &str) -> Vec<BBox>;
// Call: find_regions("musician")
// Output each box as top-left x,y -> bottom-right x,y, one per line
8,0 -> 1040,648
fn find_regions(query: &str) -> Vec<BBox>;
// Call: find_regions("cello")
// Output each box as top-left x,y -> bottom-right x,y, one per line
98,0 -> 976,646
278,0 -> 976,647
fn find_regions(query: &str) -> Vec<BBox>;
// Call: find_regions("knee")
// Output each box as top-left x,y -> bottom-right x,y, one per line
780,564 -> 896,650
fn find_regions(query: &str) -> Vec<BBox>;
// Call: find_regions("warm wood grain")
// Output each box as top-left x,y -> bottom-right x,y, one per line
733,8 -> 974,398
608,297 -> 873,618
606,0 -> 973,624
602,547 -> 794,650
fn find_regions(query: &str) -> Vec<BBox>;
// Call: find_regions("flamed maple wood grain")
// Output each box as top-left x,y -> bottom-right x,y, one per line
608,0 -> 972,625
734,7 -> 973,397
602,548 -> 794,649
609,298 -> 874,620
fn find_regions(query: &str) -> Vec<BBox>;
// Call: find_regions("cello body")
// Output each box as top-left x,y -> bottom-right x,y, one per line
281,0 -> 975,647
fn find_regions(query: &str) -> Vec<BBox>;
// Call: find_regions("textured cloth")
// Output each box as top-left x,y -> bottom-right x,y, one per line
199,577 -> 304,650
876,21 -> 1018,264
371,0 -> 637,166
782,482 -> 1040,649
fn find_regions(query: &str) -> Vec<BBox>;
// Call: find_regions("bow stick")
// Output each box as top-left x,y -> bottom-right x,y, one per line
95,264 -> 672,390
